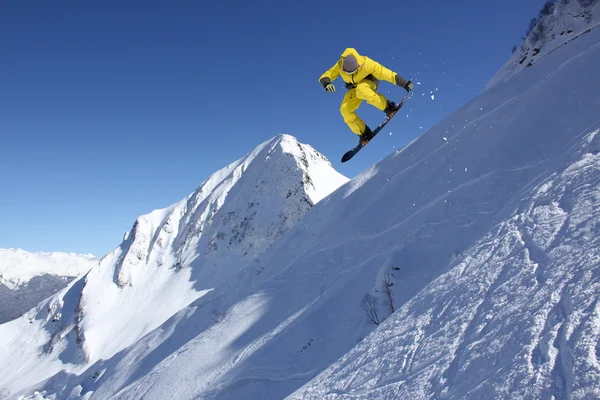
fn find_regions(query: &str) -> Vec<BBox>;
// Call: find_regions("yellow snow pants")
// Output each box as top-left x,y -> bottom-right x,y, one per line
340,80 -> 388,135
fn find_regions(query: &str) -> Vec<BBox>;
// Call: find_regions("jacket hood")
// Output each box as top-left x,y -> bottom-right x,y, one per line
341,48 -> 365,65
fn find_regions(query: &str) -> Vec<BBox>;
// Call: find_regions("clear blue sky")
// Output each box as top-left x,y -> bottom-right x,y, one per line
0,0 -> 545,257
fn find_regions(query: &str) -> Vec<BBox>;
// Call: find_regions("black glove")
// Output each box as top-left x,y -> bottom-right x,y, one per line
320,78 -> 335,93
395,74 -> 412,92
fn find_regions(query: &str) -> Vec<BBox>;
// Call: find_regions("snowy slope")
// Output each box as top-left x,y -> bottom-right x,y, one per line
0,249 -> 96,324
486,0 -> 599,90
292,137 -> 600,399
8,11 -> 600,400
4,8 -> 600,400
291,11 -> 600,399
0,134 -> 347,397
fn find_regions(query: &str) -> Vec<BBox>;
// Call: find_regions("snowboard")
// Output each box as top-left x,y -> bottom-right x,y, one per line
341,93 -> 410,163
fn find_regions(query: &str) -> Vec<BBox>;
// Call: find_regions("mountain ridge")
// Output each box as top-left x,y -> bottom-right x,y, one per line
0,134 -> 348,397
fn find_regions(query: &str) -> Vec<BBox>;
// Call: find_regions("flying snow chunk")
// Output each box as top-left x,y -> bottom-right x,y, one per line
431,95 -> 435,101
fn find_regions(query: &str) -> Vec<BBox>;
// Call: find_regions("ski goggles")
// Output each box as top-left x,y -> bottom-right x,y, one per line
343,66 -> 358,74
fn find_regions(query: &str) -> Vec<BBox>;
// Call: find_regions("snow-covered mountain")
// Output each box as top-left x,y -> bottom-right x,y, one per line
0,249 -> 96,324
486,0 -> 599,90
292,146 -> 600,399
3,6 -> 600,400
0,134 -> 347,398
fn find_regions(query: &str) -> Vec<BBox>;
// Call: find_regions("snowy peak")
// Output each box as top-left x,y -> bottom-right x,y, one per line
486,0 -> 599,90
0,248 -> 96,289
0,134 -> 348,383
84,134 -> 347,360
0,249 -> 96,324
110,133 -> 347,288
269,133 -> 344,204
0,249 -> 98,324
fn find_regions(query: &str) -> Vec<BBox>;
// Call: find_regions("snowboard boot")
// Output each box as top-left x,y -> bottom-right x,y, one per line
384,100 -> 397,117
359,126 -> 374,145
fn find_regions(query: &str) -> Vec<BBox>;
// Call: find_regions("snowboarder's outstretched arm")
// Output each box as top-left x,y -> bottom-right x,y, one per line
319,61 -> 341,92
362,56 -> 412,90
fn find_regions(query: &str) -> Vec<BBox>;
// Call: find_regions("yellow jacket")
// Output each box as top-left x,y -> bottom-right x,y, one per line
319,48 -> 402,89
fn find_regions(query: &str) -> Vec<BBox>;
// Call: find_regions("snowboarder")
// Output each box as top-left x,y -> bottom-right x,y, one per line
319,48 -> 413,143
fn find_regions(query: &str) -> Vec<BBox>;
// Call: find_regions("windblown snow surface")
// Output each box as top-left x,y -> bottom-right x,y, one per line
4,10 -> 600,400
0,249 -> 96,324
